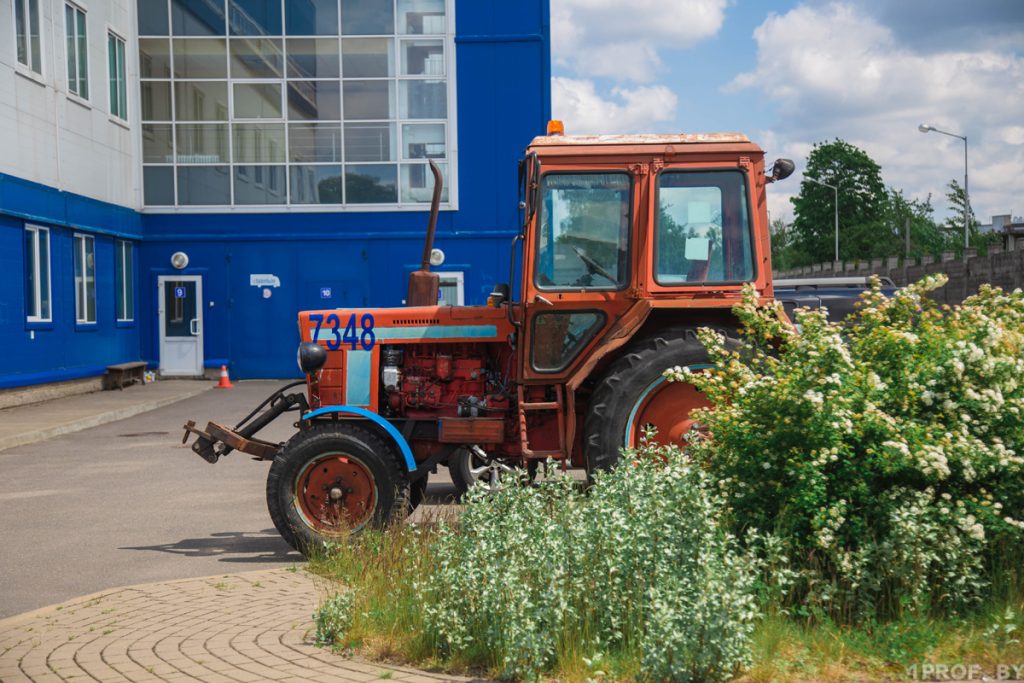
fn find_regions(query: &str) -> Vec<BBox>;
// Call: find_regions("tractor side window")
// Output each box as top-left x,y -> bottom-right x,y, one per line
531,310 -> 606,372
655,171 -> 754,284
535,173 -> 631,290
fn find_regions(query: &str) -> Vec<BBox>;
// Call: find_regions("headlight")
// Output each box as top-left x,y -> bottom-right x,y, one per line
297,342 -> 327,375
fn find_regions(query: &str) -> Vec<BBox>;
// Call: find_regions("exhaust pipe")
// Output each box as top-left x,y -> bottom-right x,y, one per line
407,160 -> 444,306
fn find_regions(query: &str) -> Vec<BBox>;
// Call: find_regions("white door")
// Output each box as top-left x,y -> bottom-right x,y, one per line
158,276 -> 203,376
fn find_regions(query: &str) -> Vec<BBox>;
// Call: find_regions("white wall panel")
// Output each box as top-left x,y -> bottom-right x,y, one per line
0,0 -> 139,209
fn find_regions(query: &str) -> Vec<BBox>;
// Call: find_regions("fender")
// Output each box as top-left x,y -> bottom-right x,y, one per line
302,405 -> 417,472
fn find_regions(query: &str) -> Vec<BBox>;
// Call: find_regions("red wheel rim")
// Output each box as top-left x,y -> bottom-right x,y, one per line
294,453 -> 377,534
625,369 -> 712,449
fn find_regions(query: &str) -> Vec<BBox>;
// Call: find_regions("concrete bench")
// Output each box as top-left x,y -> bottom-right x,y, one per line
105,362 -> 147,390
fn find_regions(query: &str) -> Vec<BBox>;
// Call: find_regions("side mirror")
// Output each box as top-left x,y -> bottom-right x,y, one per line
488,283 -> 510,307
767,158 -> 795,183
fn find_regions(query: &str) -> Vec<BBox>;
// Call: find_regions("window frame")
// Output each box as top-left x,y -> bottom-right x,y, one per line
533,170 -> 634,293
108,30 -> 128,120
115,239 -> 135,323
73,233 -> 98,325
652,167 -> 759,288
65,2 -> 89,100
529,309 -> 608,373
25,224 -> 52,324
14,0 -> 44,76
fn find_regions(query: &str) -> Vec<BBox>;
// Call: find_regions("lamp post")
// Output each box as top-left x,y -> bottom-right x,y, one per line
806,176 -> 839,262
918,123 -> 969,251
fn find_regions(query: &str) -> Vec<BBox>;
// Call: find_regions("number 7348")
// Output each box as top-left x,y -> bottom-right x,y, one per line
309,313 -> 375,351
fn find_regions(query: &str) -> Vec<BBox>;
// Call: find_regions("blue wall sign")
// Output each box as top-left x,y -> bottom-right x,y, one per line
174,286 -> 186,299
320,287 -> 332,299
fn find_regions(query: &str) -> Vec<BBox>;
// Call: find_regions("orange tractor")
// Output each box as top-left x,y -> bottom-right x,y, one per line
183,129 -> 794,553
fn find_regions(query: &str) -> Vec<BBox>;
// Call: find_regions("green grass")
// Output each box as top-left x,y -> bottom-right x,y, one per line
741,601 -> 1024,683
307,519 -> 451,671
309,523 -> 1024,682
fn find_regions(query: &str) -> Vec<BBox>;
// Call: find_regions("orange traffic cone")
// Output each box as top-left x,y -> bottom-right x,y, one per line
215,365 -> 234,389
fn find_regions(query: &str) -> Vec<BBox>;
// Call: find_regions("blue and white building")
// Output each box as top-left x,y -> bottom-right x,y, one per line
1,0 -> 551,385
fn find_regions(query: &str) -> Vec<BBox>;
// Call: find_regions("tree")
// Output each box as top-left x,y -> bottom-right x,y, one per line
882,188 -> 947,258
790,139 -> 888,265
769,218 -> 799,272
942,179 -> 984,252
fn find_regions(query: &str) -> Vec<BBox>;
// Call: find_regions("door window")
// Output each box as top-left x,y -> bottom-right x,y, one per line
535,173 -> 631,290
164,280 -> 197,336
531,311 -> 605,372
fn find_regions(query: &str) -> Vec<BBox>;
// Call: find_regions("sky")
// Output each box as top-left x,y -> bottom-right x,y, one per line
549,0 -> 1024,225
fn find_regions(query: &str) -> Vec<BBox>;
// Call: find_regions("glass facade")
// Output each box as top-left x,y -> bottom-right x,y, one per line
137,0 -> 453,208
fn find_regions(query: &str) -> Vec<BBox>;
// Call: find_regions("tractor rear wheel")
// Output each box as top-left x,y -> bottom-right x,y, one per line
266,422 -> 409,554
583,330 -> 734,478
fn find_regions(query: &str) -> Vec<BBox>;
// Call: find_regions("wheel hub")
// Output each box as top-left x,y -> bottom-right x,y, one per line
295,454 -> 376,533
467,446 -> 514,491
627,371 -> 712,449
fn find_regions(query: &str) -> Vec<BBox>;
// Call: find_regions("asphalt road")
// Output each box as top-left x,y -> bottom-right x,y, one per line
0,381 -> 459,619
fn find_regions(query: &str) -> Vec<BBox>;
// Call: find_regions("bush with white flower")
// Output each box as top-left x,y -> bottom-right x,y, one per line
417,442 -> 759,682
668,276 -> 1024,621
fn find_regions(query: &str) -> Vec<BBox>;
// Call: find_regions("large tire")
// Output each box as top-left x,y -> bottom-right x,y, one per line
583,329 -> 734,477
266,422 -> 409,554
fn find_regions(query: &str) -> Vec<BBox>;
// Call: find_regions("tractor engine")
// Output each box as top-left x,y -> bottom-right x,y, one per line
379,343 -> 511,419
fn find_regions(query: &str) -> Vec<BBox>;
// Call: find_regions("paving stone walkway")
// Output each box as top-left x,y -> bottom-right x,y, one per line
0,568 -> 472,683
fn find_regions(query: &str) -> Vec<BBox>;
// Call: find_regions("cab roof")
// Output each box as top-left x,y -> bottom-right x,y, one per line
529,132 -> 754,147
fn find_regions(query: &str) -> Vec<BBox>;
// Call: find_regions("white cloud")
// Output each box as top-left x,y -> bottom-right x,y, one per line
553,0 -> 728,83
731,2 -> 1024,223
552,77 -> 679,135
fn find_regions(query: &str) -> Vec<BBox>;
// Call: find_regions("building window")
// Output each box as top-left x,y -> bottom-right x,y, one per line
65,3 -> 89,98
108,32 -> 128,119
74,234 -> 97,324
25,225 -> 51,322
116,240 -> 135,321
14,0 -> 42,74
138,0 -> 455,209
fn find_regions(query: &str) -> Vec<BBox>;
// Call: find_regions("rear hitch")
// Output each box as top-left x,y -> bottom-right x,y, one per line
181,381 -> 308,463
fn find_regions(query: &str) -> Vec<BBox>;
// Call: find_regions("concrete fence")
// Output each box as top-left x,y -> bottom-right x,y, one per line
774,237 -> 1024,305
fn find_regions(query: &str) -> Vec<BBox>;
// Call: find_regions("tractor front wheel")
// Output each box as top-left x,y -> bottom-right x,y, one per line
266,422 -> 409,554
583,330 -> 735,478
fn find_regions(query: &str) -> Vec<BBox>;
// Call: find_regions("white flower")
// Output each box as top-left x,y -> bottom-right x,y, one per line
803,390 -> 824,406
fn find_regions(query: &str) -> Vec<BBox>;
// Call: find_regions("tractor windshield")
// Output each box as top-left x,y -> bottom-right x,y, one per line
535,173 -> 631,290
655,170 -> 755,284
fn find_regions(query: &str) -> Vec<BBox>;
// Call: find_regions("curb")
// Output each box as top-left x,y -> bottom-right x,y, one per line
0,384 -> 212,453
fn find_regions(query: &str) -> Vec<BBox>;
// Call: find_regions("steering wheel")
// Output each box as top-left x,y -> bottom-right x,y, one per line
571,246 -> 617,284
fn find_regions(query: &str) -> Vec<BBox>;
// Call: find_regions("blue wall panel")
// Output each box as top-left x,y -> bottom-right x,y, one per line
138,233 -> 510,378
0,212 -> 143,388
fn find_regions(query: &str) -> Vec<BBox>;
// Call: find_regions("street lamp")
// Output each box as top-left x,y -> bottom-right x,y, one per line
918,123 -> 970,251
806,176 -> 839,262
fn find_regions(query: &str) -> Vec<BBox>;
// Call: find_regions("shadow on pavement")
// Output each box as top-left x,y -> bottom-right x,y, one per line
121,529 -> 302,563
